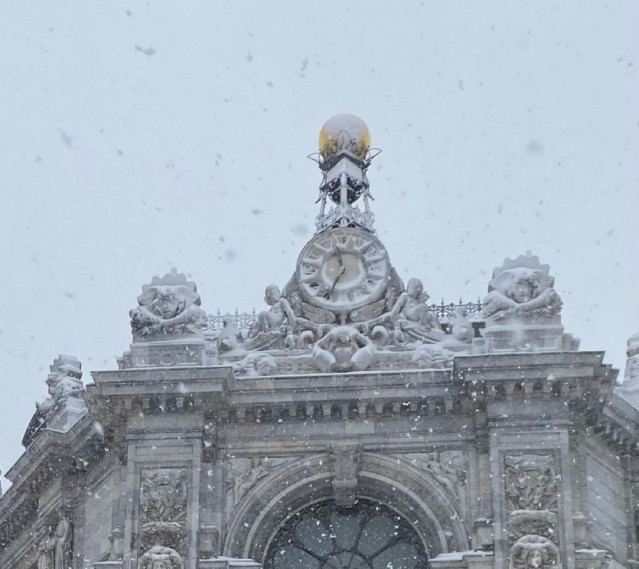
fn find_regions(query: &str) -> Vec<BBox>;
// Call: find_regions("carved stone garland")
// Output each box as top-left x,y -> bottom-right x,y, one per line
139,469 -> 187,554
504,454 -> 560,568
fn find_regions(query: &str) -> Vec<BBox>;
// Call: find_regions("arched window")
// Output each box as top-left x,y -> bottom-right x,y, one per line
265,499 -> 429,569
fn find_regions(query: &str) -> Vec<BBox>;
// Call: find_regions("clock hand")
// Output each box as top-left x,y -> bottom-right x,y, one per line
328,272 -> 342,298
335,246 -> 343,269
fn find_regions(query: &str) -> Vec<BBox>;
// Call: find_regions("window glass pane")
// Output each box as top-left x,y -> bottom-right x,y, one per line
273,546 -> 321,569
295,517 -> 333,557
330,510 -> 362,550
372,542 -> 420,569
265,500 -> 429,569
358,514 -> 397,556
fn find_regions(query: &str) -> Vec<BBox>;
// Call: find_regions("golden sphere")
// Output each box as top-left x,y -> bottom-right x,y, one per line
319,114 -> 371,160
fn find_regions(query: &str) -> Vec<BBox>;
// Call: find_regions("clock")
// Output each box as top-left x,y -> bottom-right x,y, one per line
296,227 -> 390,311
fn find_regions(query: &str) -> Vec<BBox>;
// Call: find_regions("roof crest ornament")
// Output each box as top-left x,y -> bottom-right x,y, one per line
310,114 -> 380,234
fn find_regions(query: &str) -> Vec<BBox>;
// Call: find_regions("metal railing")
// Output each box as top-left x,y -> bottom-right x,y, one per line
206,299 -> 484,331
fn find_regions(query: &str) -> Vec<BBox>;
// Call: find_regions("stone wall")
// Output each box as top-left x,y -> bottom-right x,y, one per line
586,450 -> 629,558
83,470 -> 118,564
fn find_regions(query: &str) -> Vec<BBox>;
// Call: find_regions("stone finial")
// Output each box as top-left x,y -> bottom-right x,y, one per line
483,253 -> 562,323
36,355 -> 86,424
129,269 -> 207,341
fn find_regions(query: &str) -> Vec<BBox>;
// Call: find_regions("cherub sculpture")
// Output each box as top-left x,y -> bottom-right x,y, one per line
36,355 -> 84,415
249,285 -> 297,334
130,269 -> 207,340
246,285 -> 300,350
313,326 -> 375,372
375,278 -> 443,344
483,254 -> 562,322
139,545 -> 183,569
510,535 -> 559,569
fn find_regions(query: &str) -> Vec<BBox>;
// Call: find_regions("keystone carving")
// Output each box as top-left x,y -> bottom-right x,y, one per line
330,445 -> 361,506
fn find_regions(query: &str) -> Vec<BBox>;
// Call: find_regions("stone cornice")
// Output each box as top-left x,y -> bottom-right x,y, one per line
454,351 -> 616,405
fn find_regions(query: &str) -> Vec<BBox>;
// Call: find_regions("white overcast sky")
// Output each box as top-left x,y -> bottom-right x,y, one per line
0,1 -> 637,481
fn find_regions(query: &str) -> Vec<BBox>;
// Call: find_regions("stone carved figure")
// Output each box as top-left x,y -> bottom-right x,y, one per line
330,445 -> 361,506
483,254 -> 562,322
246,285 -> 302,349
139,469 -> 187,552
36,355 -> 85,415
233,352 -> 278,377
375,278 -> 443,344
411,344 -> 455,369
37,536 -> 52,569
400,451 -> 466,499
312,325 -> 375,372
505,455 -> 557,512
140,469 -> 187,524
508,510 -> 557,543
227,458 -> 271,505
53,517 -> 71,569
130,269 -> 206,340
139,545 -> 184,569
510,535 -> 560,569
37,518 -> 71,569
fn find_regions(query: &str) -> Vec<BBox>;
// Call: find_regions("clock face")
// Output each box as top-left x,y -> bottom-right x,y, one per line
297,227 -> 390,310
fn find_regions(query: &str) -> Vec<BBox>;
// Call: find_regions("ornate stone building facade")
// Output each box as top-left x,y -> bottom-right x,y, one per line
1,115 -> 637,569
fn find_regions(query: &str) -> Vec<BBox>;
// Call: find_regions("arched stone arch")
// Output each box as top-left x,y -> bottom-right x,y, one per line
223,452 -> 469,563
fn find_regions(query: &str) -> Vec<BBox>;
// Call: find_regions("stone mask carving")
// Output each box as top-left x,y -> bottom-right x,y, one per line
138,545 -> 183,569
130,269 -> 206,341
510,535 -> 560,568
483,253 -> 562,322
